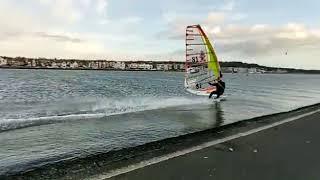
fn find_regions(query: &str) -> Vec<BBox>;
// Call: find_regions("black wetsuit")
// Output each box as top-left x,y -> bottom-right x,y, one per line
208,80 -> 225,99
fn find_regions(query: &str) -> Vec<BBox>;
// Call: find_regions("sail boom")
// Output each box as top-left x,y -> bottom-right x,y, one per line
186,52 -> 209,56
186,43 -> 207,46
186,34 -> 203,36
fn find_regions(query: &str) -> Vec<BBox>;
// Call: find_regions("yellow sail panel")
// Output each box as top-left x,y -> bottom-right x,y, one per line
198,26 -> 221,79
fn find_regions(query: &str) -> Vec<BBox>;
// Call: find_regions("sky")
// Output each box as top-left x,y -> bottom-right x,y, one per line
0,0 -> 319,69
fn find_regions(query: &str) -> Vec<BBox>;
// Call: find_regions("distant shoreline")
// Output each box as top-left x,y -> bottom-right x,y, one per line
0,66 -> 183,72
1,56 -> 320,74
1,66 -> 319,74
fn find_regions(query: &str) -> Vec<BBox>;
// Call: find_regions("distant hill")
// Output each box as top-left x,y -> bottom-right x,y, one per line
220,61 -> 320,74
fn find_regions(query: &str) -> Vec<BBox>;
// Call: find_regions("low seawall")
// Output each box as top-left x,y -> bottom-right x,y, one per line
4,103 -> 320,180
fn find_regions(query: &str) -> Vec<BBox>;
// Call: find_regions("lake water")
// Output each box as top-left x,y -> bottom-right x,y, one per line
1,69 -> 320,175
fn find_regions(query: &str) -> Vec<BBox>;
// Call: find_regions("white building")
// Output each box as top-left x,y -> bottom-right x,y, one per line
61,62 -> 67,69
70,62 -> 79,69
98,61 -> 104,69
164,64 -> 173,71
138,64 -> 153,70
89,62 -> 99,69
257,69 -> 266,73
31,59 -> 37,67
0,57 -> 8,66
179,64 -> 185,70
173,64 -> 180,70
51,62 -> 59,68
156,64 -> 164,70
235,67 -> 248,73
113,62 -> 126,70
129,63 -> 139,69
276,69 -> 288,73
248,68 -> 257,74
101,61 -> 107,69
27,61 -> 31,67
107,62 -> 115,68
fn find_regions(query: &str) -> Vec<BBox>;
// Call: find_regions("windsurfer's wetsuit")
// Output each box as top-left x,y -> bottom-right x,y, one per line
208,80 -> 225,99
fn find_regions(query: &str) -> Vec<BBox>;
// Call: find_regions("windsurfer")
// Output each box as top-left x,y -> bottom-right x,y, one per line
208,74 -> 225,99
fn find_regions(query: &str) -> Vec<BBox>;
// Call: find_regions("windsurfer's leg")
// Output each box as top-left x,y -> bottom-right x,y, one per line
215,90 -> 225,99
209,91 -> 217,99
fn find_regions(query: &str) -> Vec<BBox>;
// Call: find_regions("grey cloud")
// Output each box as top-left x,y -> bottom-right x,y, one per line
216,33 -> 320,57
159,19 -> 320,58
0,31 -> 84,43
34,32 -> 83,43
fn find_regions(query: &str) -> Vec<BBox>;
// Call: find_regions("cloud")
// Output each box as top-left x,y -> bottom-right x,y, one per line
35,0 -> 110,23
33,32 -> 83,43
98,19 -> 111,25
156,12 -> 202,40
35,0 -> 83,23
230,13 -> 248,21
159,9 -> 320,58
156,8 -> 320,68
0,0 -> 109,59
123,16 -> 143,24
219,0 -> 235,11
0,31 -> 84,43
159,10 -> 241,40
210,23 -> 320,56
207,12 -> 226,24
0,35 -> 106,59
96,0 -> 108,15
80,0 -> 91,8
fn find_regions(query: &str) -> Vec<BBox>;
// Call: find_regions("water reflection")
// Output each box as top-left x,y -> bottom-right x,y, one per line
212,102 -> 224,128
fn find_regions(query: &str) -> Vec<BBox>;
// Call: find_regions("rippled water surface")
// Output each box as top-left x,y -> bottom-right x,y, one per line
1,69 -> 320,175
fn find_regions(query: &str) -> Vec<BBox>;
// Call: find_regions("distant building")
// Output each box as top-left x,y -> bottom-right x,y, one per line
70,61 -> 79,69
51,62 -> 59,68
248,68 -> 257,74
221,67 -> 232,73
107,61 -> 115,68
128,63 -> 139,69
164,64 -> 169,71
113,62 -> 126,70
157,64 -> 164,70
179,64 -> 185,70
276,69 -> 288,73
257,69 -> 266,73
0,57 -> 7,66
100,61 -> 107,69
89,62 -> 99,69
31,59 -> 37,67
138,63 -> 153,70
61,62 -> 67,69
235,67 -> 248,73
13,59 -> 27,66
167,64 -> 173,70
173,64 -> 183,70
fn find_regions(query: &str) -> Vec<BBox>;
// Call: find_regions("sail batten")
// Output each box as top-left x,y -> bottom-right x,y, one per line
184,24 -> 222,96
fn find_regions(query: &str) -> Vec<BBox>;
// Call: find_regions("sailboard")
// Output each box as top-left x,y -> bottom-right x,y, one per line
184,24 -> 222,96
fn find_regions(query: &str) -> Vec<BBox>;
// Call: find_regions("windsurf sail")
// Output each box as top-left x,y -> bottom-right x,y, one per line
184,24 -> 222,96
